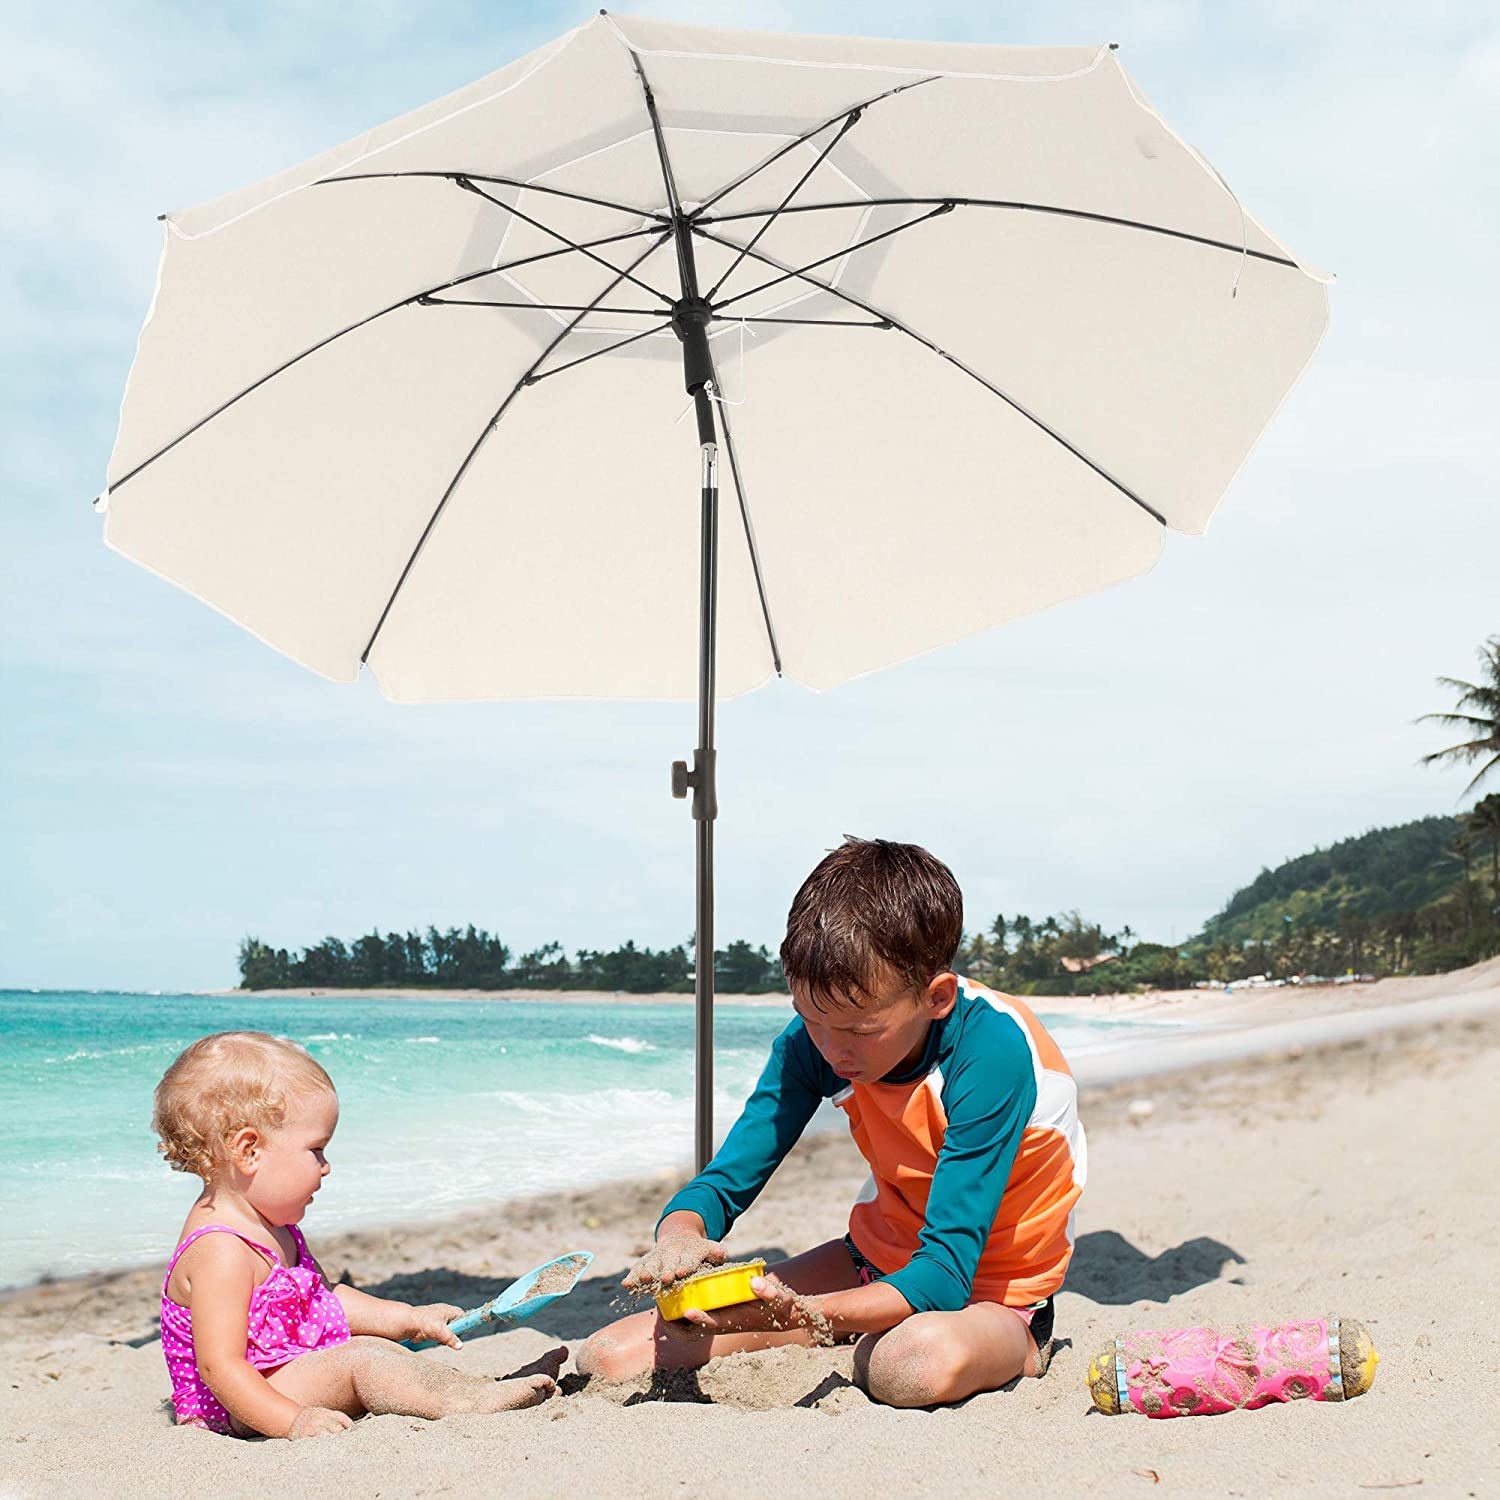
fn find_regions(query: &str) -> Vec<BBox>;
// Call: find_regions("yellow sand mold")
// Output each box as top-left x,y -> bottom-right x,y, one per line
655,1260 -> 768,1322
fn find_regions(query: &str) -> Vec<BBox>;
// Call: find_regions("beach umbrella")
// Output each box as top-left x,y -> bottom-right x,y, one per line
98,14 -> 1329,1170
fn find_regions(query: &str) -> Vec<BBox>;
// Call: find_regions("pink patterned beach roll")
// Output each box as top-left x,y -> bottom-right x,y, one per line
1089,1318 -> 1379,1418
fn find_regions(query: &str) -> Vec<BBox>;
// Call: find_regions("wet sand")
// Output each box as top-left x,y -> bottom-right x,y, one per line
5,961 -> 1498,1498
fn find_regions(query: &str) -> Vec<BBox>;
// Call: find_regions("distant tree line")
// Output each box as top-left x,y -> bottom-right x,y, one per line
238,929 -> 785,994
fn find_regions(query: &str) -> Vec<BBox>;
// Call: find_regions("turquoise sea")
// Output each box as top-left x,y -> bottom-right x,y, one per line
0,990 -> 1164,1289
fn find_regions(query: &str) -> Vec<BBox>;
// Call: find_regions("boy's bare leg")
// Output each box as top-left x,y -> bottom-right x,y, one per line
266,1335 -> 562,1418
576,1238 -> 862,1382
853,1302 -> 1041,1408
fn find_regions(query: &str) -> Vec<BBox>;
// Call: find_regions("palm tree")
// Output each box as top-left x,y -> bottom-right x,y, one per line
1446,832 -> 1475,935
1420,636 -> 1500,795
989,914 -> 1009,956
1467,793 -> 1500,903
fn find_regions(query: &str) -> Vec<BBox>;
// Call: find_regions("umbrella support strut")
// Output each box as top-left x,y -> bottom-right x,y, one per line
671,288 -> 720,1174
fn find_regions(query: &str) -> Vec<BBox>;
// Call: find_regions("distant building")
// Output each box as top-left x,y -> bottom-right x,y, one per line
1058,952 -> 1119,975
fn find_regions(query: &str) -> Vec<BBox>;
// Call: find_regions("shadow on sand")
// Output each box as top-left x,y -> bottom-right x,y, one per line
1065,1230 -> 1245,1305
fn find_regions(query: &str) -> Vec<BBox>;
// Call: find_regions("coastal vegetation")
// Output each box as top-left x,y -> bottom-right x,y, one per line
956,811 -> 1498,995
237,932 -> 780,995
237,812 -> 1499,997
239,636 -> 1500,996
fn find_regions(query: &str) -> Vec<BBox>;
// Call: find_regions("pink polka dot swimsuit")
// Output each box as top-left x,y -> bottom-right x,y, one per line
160,1223 -> 351,1433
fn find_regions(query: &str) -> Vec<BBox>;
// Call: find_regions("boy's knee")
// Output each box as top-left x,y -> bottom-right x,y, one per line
576,1322 -> 644,1383
857,1319 -> 965,1409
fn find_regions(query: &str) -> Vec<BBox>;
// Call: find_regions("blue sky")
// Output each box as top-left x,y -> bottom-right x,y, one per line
3,1 -> 1497,992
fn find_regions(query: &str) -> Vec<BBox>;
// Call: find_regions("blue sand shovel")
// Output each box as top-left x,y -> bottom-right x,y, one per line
401,1250 -> 594,1351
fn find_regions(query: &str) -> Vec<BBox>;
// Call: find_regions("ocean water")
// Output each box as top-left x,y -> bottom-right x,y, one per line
0,990 -> 1163,1289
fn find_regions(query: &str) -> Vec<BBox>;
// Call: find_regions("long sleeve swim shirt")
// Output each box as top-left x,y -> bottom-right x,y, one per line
661,978 -> 1086,1313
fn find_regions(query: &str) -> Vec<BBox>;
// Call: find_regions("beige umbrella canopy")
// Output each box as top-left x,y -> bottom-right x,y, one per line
100,12 -> 1329,1163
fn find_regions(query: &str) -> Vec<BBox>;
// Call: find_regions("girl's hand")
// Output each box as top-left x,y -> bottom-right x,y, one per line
404,1303 -> 465,1349
287,1406 -> 354,1440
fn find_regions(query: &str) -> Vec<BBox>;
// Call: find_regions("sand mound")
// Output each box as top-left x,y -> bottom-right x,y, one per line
575,1343 -> 864,1413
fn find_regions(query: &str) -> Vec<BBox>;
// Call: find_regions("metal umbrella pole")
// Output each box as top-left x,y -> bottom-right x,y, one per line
665,209 -> 721,1176
671,384 -> 718,1176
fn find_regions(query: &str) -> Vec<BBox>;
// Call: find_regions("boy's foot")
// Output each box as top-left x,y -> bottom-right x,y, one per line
479,1373 -> 557,1411
504,1345 -> 568,1383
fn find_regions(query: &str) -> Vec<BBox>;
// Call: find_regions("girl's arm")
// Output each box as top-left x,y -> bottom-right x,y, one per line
187,1235 -> 347,1439
300,1234 -> 461,1346
332,1283 -> 463,1348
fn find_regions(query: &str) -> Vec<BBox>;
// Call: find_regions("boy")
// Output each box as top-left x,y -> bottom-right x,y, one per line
577,838 -> 1086,1407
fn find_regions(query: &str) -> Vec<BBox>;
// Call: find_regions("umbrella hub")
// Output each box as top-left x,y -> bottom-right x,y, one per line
670,296 -> 716,397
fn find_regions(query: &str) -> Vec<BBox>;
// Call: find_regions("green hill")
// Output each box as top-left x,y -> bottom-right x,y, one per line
1199,816 -> 1462,946
957,812 -> 1489,995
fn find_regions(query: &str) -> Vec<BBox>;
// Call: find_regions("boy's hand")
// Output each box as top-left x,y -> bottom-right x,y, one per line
403,1303 -> 465,1349
622,1235 -> 725,1294
287,1406 -> 354,1439
662,1273 -> 803,1338
748,1273 -> 803,1331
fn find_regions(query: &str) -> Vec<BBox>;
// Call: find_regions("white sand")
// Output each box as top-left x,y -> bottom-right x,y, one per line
5,962 -> 1499,1499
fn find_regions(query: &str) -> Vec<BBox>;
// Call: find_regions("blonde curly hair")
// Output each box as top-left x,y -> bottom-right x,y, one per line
152,1031 -> 335,1180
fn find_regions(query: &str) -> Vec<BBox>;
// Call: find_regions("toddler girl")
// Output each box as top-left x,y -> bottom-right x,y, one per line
153,1030 -> 560,1438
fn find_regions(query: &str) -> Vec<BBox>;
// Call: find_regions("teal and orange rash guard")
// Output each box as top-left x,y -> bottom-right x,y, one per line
661,978 -> 1086,1314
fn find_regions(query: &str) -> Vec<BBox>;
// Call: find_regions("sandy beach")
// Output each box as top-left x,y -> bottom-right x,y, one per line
5,961 -> 1498,1499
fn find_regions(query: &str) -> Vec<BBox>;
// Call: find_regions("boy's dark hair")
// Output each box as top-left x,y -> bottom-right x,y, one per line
780,837 -> 963,1009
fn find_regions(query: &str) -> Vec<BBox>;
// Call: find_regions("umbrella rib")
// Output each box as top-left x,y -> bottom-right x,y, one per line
455,176 -> 677,305
702,109 -> 865,305
423,299 -> 666,315
318,169 -> 668,224
713,203 -> 955,314
522,319 -> 676,385
711,314 -> 891,328
691,224 -> 1167,527
359,232 -> 673,666
700,197 -> 1302,271
620,49 -> 694,298
712,381 -> 783,678
691,76 -> 941,219
104,224 -> 666,498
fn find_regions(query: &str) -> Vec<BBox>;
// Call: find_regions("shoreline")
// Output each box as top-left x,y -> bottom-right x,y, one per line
196,986 -> 794,1006
8,956 -> 1497,1304
196,955 -> 1500,1021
